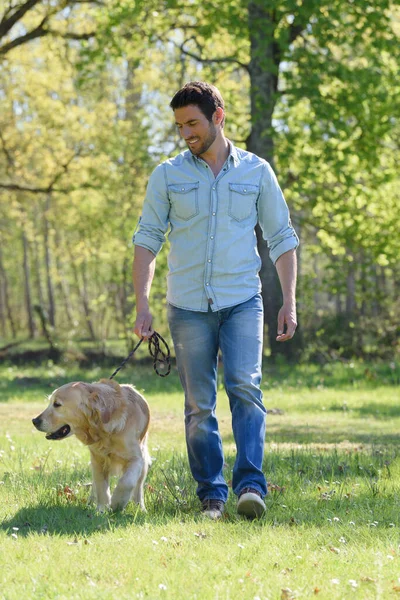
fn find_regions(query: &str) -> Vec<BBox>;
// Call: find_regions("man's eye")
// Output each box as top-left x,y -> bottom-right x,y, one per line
53,402 -> 62,408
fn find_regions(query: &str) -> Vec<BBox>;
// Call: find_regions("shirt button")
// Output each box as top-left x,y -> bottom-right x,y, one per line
208,259 -> 211,263
212,187 -> 216,190
206,282 -> 209,286
181,188 -> 185,191
210,236 -> 214,239
212,212 -> 216,216
244,189 -> 247,192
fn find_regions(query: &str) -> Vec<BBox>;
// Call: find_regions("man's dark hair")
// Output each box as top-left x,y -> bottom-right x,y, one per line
170,81 -> 225,123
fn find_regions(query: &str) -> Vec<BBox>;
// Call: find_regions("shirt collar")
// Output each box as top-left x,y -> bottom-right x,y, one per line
188,139 -> 239,167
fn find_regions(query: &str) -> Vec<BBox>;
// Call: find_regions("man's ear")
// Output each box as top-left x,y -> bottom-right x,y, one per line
214,107 -> 225,127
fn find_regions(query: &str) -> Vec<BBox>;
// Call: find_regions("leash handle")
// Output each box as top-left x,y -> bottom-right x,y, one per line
149,332 -> 171,377
109,331 -> 171,380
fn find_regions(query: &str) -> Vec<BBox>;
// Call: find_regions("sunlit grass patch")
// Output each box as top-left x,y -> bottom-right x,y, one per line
1,361 -> 400,598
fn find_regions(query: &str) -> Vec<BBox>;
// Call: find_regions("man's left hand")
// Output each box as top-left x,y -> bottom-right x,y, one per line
276,302 -> 297,342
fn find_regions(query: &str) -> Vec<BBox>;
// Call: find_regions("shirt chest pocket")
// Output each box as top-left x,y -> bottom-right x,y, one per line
168,181 -> 200,221
229,183 -> 259,222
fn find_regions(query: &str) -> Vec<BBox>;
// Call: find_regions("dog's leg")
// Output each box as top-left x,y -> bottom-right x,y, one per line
86,481 -> 97,506
111,456 -> 144,511
90,452 -> 111,512
132,440 -> 150,510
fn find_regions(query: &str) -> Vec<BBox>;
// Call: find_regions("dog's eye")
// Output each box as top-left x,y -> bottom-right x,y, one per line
53,401 -> 62,408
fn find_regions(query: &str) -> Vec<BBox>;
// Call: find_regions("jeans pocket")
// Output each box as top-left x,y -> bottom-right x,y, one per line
168,181 -> 200,221
228,183 -> 259,222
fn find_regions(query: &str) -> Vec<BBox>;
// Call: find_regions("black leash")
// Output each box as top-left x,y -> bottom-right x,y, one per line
109,331 -> 171,380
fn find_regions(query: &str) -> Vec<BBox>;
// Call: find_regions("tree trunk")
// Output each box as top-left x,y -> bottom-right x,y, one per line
32,209 -> 45,309
22,228 -> 36,338
345,263 -> 356,316
247,2 -> 302,361
44,194 -> 56,327
0,245 -> 16,338
54,231 -> 74,328
80,260 -> 96,341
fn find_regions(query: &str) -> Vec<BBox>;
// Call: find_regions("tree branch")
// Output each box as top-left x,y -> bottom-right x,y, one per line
0,0 -> 98,56
0,0 -> 42,39
0,14 -> 49,54
177,41 -> 249,72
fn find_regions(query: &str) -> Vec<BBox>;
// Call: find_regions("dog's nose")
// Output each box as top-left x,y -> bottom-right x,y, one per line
32,416 -> 41,428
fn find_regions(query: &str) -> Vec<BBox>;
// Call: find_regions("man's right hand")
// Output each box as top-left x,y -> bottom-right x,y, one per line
134,308 -> 154,339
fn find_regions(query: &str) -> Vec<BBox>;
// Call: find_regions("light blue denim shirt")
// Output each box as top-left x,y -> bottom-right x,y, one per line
133,142 -> 299,312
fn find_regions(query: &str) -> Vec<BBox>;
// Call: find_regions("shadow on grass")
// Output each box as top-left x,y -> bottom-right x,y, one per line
221,418 -> 400,446
3,447 -> 400,537
0,503 -> 145,537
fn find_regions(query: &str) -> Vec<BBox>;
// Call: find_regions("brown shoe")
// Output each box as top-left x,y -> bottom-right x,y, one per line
237,487 -> 266,519
201,499 -> 225,520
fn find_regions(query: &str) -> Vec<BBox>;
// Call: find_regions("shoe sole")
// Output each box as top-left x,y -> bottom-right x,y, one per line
237,493 -> 266,519
202,509 -> 223,520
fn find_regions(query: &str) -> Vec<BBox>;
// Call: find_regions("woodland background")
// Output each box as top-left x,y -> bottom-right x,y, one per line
0,0 -> 399,363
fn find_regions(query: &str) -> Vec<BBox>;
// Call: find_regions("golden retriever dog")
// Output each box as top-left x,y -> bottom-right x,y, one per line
32,379 -> 150,512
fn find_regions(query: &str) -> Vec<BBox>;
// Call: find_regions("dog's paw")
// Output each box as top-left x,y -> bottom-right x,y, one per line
111,499 -> 128,512
96,504 -> 111,513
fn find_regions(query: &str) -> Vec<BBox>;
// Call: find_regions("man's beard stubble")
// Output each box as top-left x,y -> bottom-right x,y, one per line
187,122 -> 217,157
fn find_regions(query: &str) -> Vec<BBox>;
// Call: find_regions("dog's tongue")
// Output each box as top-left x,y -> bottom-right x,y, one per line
45,425 -> 71,440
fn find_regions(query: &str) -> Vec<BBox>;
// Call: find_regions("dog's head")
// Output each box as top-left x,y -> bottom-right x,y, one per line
32,380 -> 123,444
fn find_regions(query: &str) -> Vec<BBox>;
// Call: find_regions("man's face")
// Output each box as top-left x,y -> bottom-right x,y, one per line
174,105 -> 218,156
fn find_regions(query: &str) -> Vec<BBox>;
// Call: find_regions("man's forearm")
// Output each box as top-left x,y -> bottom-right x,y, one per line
132,245 -> 157,311
275,249 -> 297,304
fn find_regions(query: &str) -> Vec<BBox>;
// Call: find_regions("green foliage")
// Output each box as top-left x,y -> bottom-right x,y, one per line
0,0 -> 399,359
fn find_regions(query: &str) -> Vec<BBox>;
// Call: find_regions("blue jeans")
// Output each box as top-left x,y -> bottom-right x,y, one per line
167,294 -> 267,503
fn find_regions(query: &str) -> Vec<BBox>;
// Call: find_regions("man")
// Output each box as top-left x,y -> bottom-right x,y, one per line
133,81 -> 298,520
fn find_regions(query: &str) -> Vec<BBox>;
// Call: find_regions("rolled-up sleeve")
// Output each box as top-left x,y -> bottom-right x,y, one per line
132,164 -> 170,256
257,162 -> 299,264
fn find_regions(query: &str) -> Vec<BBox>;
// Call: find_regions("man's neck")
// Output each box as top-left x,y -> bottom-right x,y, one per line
199,136 -> 230,177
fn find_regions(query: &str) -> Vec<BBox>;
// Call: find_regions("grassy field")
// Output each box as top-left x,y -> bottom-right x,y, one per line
1,359 -> 400,599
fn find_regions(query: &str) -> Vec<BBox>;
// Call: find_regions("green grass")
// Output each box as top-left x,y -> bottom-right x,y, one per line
1,360 -> 400,599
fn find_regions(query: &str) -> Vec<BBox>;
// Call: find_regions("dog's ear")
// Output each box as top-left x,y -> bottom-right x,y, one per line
72,382 -> 96,393
84,380 -> 123,425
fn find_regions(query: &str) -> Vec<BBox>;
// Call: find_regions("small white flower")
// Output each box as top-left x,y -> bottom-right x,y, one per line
12,527 -> 19,531
238,543 -> 245,549
159,584 -> 167,590
160,537 -> 168,542
386,555 -> 394,560
349,521 -> 355,526
389,523 -> 395,527
11,533 -> 17,540
331,578 -> 340,584
333,517 -> 340,522
152,540 -> 159,545
339,537 -> 346,544
349,580 -> 358,588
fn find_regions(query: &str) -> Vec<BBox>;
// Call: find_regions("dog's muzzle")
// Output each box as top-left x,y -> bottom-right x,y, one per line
45,425 -> 71,440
